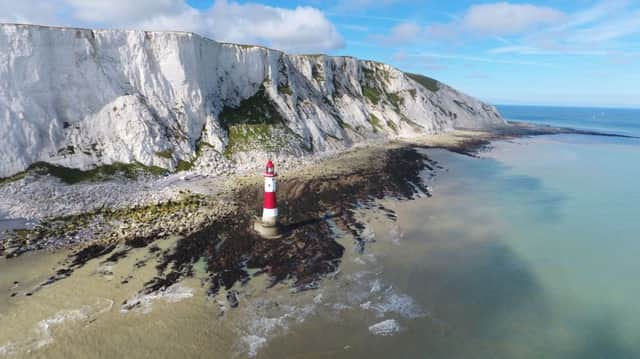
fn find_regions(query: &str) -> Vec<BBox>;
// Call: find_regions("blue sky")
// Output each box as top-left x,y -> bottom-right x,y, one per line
2,0 -> 639,107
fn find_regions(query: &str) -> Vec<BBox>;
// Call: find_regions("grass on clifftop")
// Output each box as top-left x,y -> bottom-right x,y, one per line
406,73 -> 439,92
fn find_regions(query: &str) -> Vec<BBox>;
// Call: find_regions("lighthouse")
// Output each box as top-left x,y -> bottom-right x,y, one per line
262,160 -> 278,226
254,160 -> 282,239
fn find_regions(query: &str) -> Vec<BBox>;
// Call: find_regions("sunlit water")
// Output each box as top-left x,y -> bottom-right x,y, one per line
2,106 -> 640,358
257,133 -> 640,358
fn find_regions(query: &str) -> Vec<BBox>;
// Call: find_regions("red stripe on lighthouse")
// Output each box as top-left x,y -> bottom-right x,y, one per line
263,191 -> 276,209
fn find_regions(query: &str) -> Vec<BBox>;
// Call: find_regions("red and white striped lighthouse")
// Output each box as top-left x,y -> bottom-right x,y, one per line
262,160 -> 278,226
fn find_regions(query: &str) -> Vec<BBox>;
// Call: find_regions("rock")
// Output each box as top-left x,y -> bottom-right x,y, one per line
226,290 -> 239,308
4,247 -> 19,257
368,319 -> 401,336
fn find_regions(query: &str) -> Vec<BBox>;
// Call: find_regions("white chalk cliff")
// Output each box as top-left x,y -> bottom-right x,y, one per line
0,24 -> 505,178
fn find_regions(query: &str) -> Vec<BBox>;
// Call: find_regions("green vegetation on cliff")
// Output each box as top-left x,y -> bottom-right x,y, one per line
406,73 -> 440,92
219,86 -> 285,128
218,85 -> 308,158
368,114 -> 383,133
362,86 -> 382,104
225,124 -> 274,158
155,149 -> 174,159
0,161 -> 167,185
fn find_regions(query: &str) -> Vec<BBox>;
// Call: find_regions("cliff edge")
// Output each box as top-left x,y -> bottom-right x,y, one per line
0,24 -> 505,178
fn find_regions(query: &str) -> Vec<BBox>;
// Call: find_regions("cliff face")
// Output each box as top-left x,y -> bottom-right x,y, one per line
0,24 -> 504,178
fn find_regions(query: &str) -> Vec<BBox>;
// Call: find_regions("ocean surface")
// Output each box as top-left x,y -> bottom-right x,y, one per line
1,106 -> 640,358
498,104 -> 640,137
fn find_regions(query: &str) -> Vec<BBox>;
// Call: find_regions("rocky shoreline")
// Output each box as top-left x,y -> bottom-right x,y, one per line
1,124 -> 631,301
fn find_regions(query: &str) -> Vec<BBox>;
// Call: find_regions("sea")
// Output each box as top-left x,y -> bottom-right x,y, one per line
1,105 -> 639,358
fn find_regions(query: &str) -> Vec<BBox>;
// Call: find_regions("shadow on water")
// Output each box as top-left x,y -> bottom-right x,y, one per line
570,315 -> 637,359
394,146 -> 636,358
437,151 -> 569,225
501,174 -> 568,223
397,231 -> 637,358
410,238 -> 547,334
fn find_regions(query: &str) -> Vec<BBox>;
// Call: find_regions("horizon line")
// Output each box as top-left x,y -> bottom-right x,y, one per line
493,103 -> 640,110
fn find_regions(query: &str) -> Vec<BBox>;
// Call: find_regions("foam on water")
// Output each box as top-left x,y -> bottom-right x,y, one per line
0,343 -> 15,357
242,335 -> 267,358
229,253 -> 426,357
231,294 -> 320,357
0,298 -> 113,357
120,284 -> 193,314
388,224 -> 404,245
369,319 -> 401,336
370,279 -> 382,294
313,294 -> 323,304
368,289 -> 426,319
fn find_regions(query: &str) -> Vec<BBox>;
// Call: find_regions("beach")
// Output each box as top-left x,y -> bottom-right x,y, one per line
1,121 -> 640,358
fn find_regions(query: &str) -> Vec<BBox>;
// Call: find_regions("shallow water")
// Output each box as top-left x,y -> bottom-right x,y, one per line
1,134 -> 640,358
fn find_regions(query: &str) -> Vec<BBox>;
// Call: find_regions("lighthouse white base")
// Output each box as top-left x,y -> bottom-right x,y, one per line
253,216 -> 283,239
261,208 -> 278,225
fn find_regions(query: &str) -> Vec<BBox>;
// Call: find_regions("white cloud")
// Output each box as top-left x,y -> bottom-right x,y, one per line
372,2 -> 567,45
331,0 -> 404,12
196,1 -> 344,53
488,45 -> 607,56
371,22 -> 422,44
422,2 -> 566,39
553,0 -> 630,31
65,0 -> 188,25
0,0 -> 64,25
0,0 -> 345,54
490,1 -> 640,58
409,52 -> 559,68
568,9 -> 640,43
463,3 -> 566,36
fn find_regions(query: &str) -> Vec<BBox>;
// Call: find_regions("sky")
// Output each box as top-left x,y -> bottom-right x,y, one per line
1,0 -> 639,108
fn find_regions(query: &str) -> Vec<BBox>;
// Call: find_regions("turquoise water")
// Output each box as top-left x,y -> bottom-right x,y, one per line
258,107 -> 640,358
400,105 -> 640,357
439,134 -> 640,357
256,133 -> 640,358
497,105 -> 640,137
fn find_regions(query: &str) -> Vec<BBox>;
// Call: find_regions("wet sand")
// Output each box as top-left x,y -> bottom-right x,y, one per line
2,125 -> 630,297
1,124 -> 634,358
